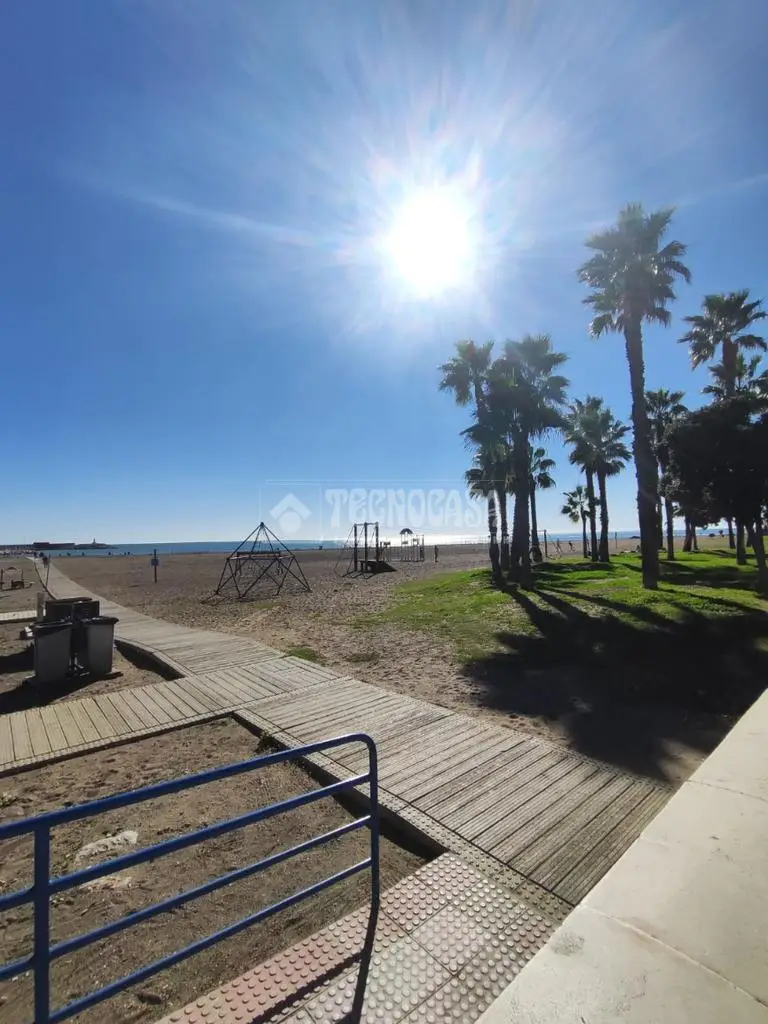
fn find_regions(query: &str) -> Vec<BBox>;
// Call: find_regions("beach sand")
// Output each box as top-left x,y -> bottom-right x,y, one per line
53,539 -> 736,784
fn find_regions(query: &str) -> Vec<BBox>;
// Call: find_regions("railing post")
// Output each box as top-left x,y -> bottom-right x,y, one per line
33,824 -> 52,1024
350,740 -> 380,1023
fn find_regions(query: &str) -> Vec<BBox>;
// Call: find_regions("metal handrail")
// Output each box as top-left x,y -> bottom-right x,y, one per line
0,732 -> 380,1024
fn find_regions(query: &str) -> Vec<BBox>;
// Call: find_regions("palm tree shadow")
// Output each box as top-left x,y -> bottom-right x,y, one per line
461,586 -> 767,782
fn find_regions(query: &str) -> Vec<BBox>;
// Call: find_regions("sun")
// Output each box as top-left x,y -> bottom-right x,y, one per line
382,186 -> 475,298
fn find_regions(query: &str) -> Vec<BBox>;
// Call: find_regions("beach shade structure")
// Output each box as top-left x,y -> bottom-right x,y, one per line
205,522 -> 311,602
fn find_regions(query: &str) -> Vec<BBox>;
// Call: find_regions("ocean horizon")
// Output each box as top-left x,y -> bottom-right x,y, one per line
3,528 -> 727,558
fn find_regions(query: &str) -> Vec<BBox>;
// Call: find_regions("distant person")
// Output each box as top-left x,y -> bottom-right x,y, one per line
434,545 -> 439,563
568,540 -> 574,552
554,539 -> 563,556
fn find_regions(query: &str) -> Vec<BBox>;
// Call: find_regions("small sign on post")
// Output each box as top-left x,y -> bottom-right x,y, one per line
151,549 -> 159,584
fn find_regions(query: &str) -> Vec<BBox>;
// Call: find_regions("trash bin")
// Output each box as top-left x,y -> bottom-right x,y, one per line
33,621 -> 73,685
80,617 -> 118,677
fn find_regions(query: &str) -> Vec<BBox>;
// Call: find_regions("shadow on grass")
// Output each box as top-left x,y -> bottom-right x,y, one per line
461,584 -> 768,781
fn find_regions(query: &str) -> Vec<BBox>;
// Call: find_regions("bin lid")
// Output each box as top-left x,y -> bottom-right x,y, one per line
32,621 -> 73,635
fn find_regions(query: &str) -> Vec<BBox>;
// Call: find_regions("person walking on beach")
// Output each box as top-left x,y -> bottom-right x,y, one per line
434,545 -> 439,563
568,540 -> 574,552
554,539 -> 563,556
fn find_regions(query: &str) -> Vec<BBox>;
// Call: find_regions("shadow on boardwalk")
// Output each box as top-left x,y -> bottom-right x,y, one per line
461,578 -> 768,782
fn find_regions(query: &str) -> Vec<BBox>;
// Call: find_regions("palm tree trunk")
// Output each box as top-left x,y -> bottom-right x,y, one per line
585,468 -> 599,562
751,519 -> 768,596
510,442 -> 532,585
530,479 -> 541,556
597,467 -> 610,562
487,492 -> 500,578
723,339 -> 738,397
736,520 -> 747,566
664,497 -> 675,561
726,517 -> 736,549
497,487 -> 510,572
580,513 -> 589,559
624,319 -> 659,589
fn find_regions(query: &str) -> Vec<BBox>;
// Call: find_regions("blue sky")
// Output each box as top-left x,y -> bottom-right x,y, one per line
2,0 -> 768,543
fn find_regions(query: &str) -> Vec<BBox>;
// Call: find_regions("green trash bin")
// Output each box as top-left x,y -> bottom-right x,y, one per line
33,621 -> 73,685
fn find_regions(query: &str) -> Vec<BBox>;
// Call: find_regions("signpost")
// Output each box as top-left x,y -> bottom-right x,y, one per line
151,549 -> 159,584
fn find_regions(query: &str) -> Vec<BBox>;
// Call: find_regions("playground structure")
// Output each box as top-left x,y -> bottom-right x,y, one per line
398,528 -> 425,563
205,522 -> 311,601
338,522 -> 395,576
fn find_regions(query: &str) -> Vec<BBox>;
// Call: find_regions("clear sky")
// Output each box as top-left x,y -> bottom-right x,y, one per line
2,0 -> 768,544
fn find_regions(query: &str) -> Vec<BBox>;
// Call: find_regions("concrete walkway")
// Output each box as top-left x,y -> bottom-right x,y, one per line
477,688 -> 768,1023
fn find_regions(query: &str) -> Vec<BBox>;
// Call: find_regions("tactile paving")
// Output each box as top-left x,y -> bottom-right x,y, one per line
302,935 -> 451,1022
381,874 -> 451,932
410,905 -> 494,975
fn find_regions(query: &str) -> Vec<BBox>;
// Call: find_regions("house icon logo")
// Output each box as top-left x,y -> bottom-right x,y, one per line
268,493 -> 312,536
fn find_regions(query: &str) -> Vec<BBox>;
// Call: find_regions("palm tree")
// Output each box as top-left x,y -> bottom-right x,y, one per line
578,204 -> 690,588
646,388 -> 688,560
489,335 -> 569,584
529,446 -> 556,557
703,353 -> 768,407
680,290 -> 766,396
461,417 -> 512,576
564,398 -> 600,562
440,341 -> 502,571
465,458 -> 500,575
561,486 -> 590,559
565,397 -> 630,562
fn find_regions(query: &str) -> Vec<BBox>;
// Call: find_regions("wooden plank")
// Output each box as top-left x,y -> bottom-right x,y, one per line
154,681 -> 204,718
174,677 -> 226,713
383,723 -> 509,793
419,739 -> 535,815
133,687 -> 176,725
105,692 -> 145,733
0,713 -> 15,764
529,779 -> 648,889
25,708 -> 52,757
10,713 -> 34,761
489,764 -> 611,861
39,705 -> 67,753
444,746 -> 565,835
119,688 -> 161,729
66,701 -> 101,743
53,702 -> 86,747
556,788 -> 670,904
93,695 -> 131,737
82,698 -> 118,741
513,775 -> 634,877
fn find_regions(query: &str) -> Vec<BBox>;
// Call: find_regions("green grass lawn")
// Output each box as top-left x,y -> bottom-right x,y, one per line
361,549 -> 768,720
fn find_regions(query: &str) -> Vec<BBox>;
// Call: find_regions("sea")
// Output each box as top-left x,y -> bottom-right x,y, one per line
14,529 -> 712,558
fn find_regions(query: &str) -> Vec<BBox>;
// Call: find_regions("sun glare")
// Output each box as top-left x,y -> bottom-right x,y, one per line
382,186 -> 475,298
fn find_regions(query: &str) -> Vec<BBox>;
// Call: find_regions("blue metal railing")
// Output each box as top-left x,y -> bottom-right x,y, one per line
0,732 -> 380,1024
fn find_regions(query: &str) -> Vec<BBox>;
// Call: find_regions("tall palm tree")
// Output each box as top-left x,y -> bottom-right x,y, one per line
561,486 -> 590,559
465,458 -> 500,571
646,388 -> 688,560
529,446 -> 556,557
578,204 -> 690,588
461,417 -> 512,576
680,290 -> 766,396
565,397 -> 630,562
440,341 -> 502,571
564,398 -> 600,562
489,335 -> 569,584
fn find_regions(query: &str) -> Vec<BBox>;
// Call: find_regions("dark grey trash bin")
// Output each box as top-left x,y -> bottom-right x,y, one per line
33,621 -> 73,685
80,616 -> 119,677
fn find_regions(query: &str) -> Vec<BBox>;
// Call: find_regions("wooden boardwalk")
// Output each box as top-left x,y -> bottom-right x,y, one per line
0,562 -> 671,905
0,609 -> 36,624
